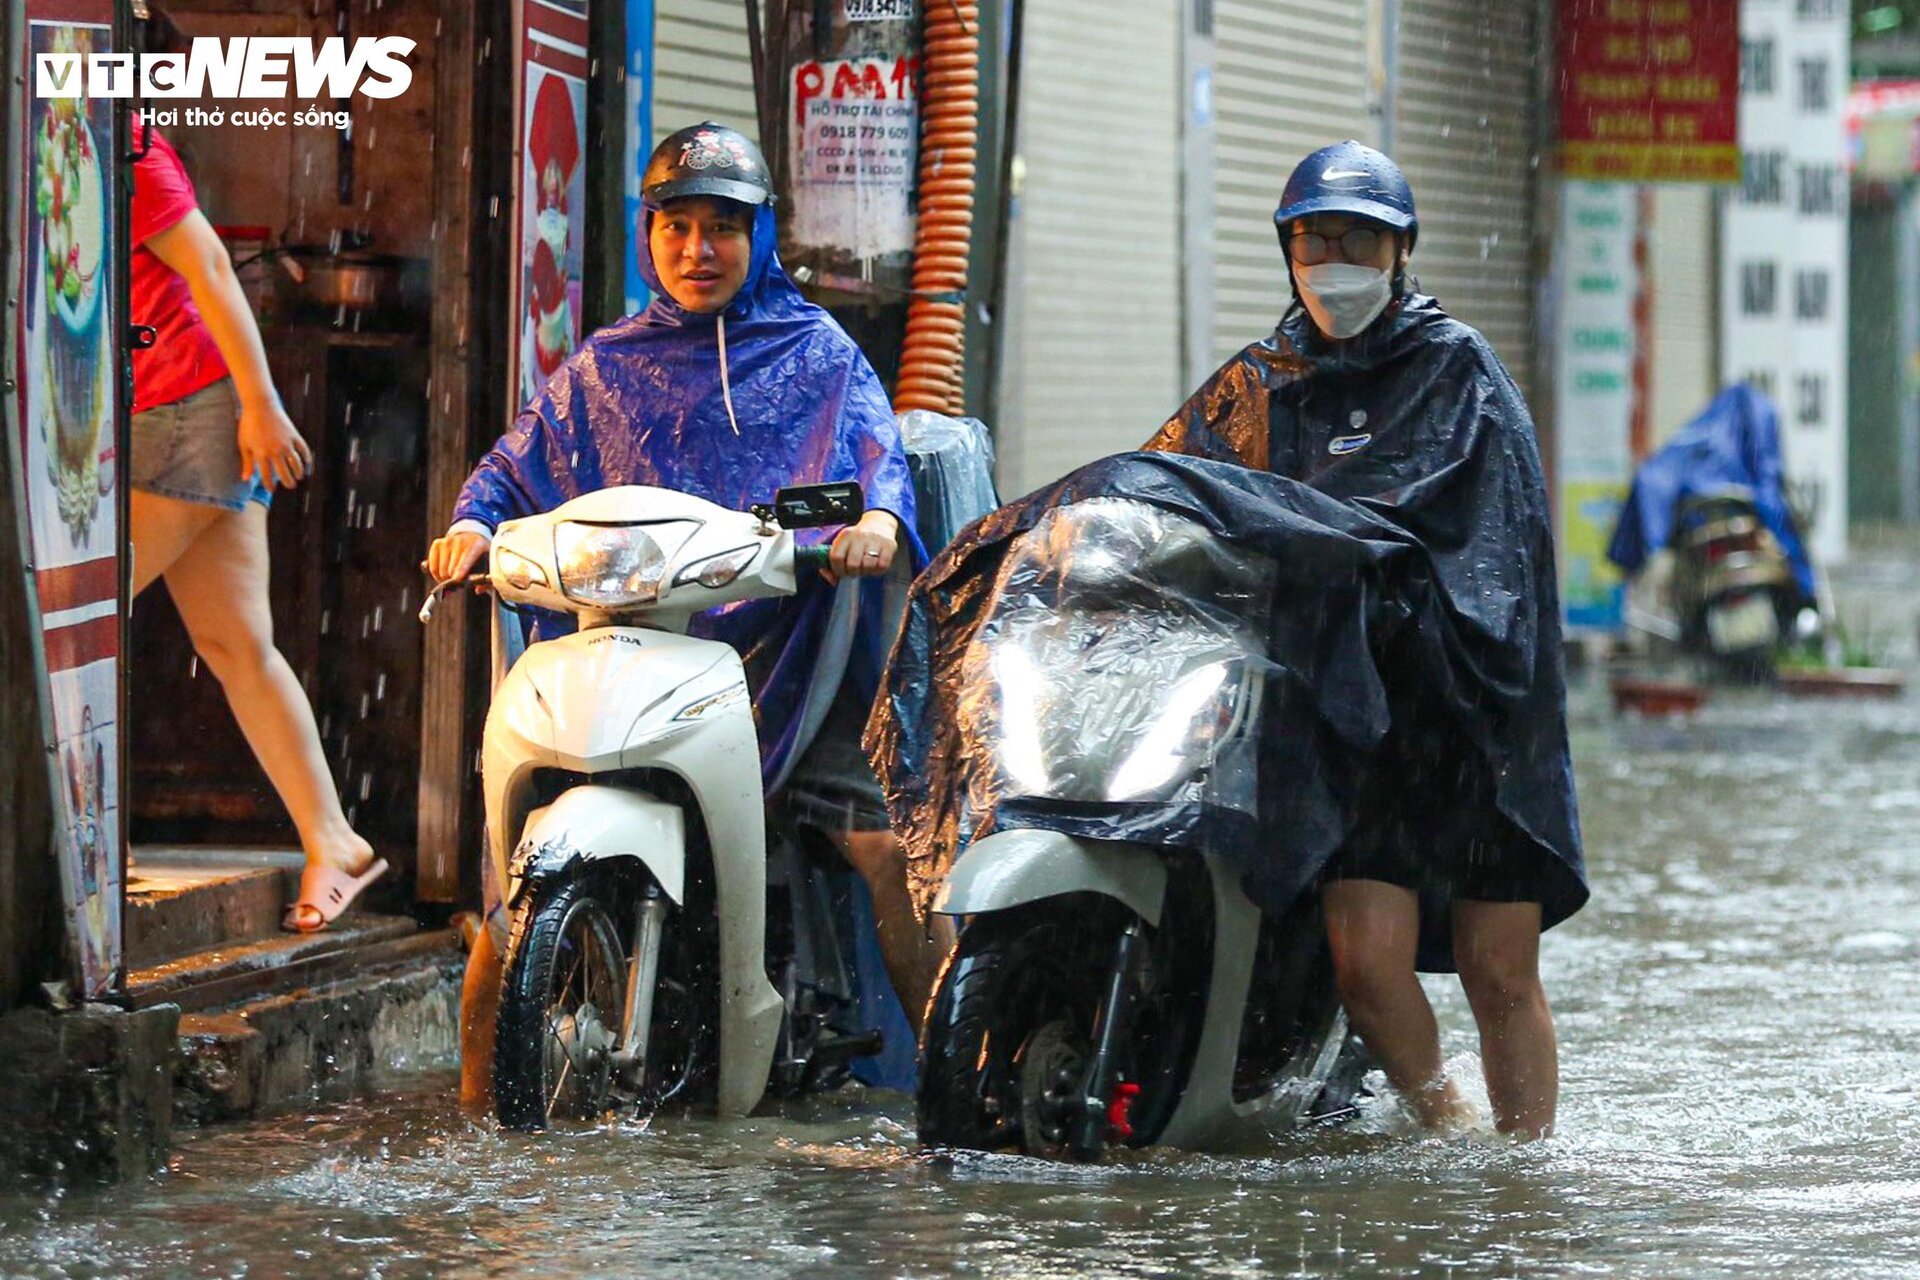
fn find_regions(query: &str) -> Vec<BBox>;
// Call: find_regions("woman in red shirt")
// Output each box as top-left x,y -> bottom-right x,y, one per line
129,117 -> 383,930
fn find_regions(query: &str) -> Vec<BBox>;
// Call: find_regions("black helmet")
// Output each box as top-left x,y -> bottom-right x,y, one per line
643,122 -> 774,209
1274,141 -> 1418,252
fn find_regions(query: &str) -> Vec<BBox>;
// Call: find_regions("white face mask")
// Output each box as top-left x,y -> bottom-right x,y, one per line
1296,262 -> 1393,340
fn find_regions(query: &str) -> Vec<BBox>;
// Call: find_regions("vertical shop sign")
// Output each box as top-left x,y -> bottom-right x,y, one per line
1560,0 -> 1741,182
1719,0 -> 1847,562
1555,182 -> 1641,633
788,55 -> 920,259
623,0 -> 653,316
514,0 -> 591,411
11,0 -> 122,994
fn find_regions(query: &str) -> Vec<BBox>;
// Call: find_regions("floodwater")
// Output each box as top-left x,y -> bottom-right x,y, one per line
5,683 -> 1920,1278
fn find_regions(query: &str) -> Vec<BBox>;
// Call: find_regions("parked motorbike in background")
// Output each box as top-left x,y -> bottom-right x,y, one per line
1667,488 -> 1818,681
423,481 -> 890,1129
913,500 -> 1366,1161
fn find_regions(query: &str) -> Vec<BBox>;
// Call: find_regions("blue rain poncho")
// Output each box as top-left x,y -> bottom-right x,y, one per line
451,201 -> 922,786
1606,383 -> 1816,600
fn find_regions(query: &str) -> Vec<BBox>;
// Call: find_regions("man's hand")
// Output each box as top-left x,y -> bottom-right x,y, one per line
828,510 -> 900,581
425,531 -> 490,583
236,397 -> 312,489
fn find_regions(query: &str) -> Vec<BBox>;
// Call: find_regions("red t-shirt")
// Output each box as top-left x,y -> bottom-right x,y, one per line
130,123 -> 229,412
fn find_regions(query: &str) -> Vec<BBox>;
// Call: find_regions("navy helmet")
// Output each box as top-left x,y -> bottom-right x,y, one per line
643,122 -> 774,209
1274,141 -> 1417,252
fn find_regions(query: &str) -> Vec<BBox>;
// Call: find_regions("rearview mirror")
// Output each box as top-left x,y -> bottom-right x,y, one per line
768,482 -> 864,530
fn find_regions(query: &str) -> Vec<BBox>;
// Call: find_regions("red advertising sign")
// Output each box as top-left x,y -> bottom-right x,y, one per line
1559,0 -> 1740,183
511,0 -> 589,411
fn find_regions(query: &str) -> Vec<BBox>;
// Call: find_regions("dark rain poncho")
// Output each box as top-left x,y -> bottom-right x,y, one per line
451,202 -> 921,787
869,295 -> 1586,970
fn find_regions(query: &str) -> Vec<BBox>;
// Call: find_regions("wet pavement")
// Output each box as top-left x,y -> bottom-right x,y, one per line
4,680 -> 1920,1278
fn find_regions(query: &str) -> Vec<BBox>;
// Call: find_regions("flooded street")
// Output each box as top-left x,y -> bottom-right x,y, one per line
5,683 -> 1920,1278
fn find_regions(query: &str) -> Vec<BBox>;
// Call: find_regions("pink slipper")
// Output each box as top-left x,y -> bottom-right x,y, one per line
283,858 -> 390,933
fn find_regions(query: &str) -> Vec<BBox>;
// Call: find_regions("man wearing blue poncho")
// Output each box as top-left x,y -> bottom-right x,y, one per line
426,123 -> 952,1102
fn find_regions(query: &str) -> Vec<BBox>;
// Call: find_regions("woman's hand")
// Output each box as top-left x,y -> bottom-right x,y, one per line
828,510 -> 900,581
424,531 -> 490,584
236,396 -> 312,489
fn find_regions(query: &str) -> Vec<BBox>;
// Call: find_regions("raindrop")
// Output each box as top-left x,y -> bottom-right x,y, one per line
375,673 -> 387,701
399,588 -> 412,612
321,609 -> 332,635
359,693 -> 370,720
188,655 -> 199,679
348,436 -> 360,466
489,196 -> 500,218
321,715 -> 332,738
367,504 -> 379,529
373,605 -> 384,631
360,615 -> 371,639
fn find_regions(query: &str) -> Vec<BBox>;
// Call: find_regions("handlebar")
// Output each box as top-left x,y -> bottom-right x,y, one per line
795,544 -> 834,576
418,574 -> 489,624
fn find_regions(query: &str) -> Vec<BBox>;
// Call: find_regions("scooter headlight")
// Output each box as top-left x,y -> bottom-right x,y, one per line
555,522 -> 670,608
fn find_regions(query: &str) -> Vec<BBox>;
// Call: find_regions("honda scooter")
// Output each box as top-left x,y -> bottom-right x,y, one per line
913,499 -> 1365,1160
424,481 -> 891,1129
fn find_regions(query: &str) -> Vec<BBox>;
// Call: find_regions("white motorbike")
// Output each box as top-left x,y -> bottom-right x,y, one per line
913,499 -> 1366,1159
425,481 -> 889,1129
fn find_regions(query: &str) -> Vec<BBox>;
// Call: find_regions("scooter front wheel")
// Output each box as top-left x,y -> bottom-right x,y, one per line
917,897 -> 1130,1157
494,872 -> 631,1129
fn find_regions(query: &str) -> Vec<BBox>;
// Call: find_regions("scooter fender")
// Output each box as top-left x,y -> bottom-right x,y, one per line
506,785 -> 687,907
934,828 -> 1166,927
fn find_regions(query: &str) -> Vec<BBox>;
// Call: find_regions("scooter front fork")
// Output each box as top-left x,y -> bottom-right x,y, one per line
613,886 -> 667,1078
1069,916 -> 1147,1161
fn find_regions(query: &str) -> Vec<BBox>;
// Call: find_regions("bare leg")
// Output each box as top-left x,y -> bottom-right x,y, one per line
161,503 -> 374,882
834,828 -> 955,1036
130,490 -> 223,597
460,924 -> 504,1111
1453,899 -> 1556,1139
1323,878 -> 1473,1129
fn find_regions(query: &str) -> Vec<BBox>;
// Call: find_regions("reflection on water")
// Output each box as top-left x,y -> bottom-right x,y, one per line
5,686 -> 1920,1278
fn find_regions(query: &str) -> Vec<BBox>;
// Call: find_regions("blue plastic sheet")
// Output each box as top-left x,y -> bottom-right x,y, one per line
1606,384 -> 1816,600
451,202 -> 923,784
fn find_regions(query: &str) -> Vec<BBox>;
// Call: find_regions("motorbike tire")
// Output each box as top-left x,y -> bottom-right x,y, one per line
494,870 -> 634,1130
919,897 -> 1149,1156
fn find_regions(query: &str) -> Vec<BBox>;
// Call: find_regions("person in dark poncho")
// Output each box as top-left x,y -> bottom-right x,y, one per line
1142,142 -> 1585,1138
425,123 -> 953,1104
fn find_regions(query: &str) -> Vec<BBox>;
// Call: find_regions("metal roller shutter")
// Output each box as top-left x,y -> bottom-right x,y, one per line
998,0 -> 1183,494
1649,185 -> 1717,444
1210,0 -> 1370,364
652,0 -> 757,146
1392,0 -> 1539,398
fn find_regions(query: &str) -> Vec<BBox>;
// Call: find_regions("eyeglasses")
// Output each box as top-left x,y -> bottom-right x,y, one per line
1288,226 -> 1384,266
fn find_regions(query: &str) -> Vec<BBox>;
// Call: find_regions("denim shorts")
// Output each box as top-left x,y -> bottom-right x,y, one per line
779,682 -> 892,835
130,377 -> 273,511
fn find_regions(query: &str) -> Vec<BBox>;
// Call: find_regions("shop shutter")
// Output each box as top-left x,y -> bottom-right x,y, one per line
996,0 -> 1184,494
1392,0 -> 1539,399
1649,184 -> 1718,444
652,0 -> 758,145
1209,0 -> 1370,364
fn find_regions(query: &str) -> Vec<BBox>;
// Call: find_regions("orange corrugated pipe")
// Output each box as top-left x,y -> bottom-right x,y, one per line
894,0 -> 980,415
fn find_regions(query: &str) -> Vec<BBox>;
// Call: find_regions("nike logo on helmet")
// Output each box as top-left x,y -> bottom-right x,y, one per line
1322,168 -> 1371,181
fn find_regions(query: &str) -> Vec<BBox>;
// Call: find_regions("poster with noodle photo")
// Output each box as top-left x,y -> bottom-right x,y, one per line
12,2 -> 123,996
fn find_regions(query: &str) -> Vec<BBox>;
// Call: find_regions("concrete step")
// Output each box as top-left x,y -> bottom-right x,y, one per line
174,947 -> 463,1126
126,915 -> 437,1014
125,848 -> 304,969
